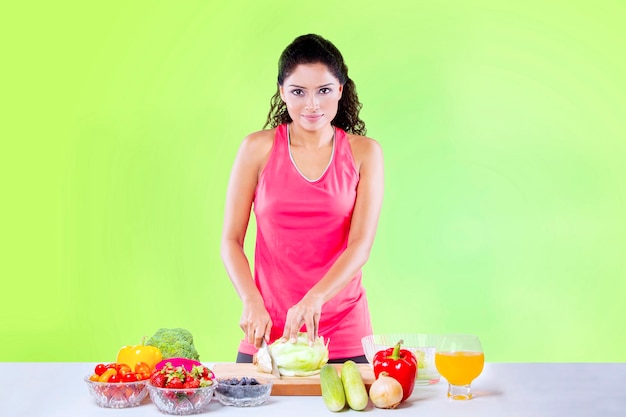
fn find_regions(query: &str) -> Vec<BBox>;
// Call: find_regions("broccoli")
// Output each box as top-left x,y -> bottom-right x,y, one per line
145,327 -> 200,360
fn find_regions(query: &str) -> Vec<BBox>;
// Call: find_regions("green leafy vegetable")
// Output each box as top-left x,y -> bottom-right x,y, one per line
270,333 -> 329,376
145,327 -> 200,360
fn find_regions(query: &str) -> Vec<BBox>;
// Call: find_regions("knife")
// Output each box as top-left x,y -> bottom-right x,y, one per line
261,339 -> 281,378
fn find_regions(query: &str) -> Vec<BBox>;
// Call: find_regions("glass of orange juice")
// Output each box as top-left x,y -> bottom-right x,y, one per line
435,334 -> 484,400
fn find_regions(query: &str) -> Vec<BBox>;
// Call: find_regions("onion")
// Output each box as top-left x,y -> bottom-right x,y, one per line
369,372 -> 403,409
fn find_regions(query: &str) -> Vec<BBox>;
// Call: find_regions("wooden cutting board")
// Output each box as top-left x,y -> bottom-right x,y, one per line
211,363 -> 375,396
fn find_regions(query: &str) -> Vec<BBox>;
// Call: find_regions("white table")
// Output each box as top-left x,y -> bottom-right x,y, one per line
0,362 -> 623,416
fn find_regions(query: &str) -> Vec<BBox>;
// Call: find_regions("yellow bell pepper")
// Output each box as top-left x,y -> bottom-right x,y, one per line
117,338 -> 163,371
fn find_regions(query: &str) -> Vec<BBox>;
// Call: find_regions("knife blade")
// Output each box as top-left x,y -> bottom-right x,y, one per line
261,339 -> 281,378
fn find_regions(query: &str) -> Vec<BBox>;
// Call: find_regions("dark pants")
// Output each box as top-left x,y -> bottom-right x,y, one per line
236,351 -> 368,364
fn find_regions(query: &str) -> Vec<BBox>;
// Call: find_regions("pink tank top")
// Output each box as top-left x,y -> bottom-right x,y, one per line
238,123 -> 372,359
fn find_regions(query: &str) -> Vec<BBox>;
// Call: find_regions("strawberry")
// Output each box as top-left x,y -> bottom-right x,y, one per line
189,365 -> 214,386
166,377 -> 184,389
192,365 -> 213,380
164,391 -> 178,401
150,372 -> 167,388
184,377 -> 200,389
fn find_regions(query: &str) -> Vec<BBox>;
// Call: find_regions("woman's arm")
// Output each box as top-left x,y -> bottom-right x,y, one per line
282,135 -> 385,343
220,130 -> 274,349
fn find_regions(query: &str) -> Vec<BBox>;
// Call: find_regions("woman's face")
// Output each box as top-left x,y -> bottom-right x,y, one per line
279,63 -> 343,131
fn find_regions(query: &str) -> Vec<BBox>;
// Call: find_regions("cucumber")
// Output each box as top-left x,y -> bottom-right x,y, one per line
340,360 -> 369,411
320,364 -> 346,411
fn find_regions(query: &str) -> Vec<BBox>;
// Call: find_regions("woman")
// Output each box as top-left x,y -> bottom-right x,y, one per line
221,34 -> 384,363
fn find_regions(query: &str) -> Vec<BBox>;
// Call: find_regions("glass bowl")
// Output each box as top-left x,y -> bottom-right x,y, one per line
147,382 -> 216,415
361,333 -> 442,385
214,376 -> 273,407
84,376 -> 149,408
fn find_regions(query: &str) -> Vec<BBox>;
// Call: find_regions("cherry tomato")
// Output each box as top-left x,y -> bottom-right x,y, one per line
135,362 -> 151,380
106,363 -> 118,370
89,374 -> 100,381
94,363 -> 107,376
109,373 -> 121,383
117,364 -> 132,376
121,372 -> 138,382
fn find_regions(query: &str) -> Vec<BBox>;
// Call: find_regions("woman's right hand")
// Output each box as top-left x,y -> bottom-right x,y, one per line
240,299 -> 272,349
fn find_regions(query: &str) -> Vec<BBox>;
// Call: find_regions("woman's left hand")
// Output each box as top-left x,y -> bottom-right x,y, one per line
282,294 -> 323,344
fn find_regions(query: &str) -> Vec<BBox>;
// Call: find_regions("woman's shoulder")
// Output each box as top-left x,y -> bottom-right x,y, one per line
346,132 -> 381,147
346,132 -> 383,163
243,127 -> 276,145
238,127 -> 276,158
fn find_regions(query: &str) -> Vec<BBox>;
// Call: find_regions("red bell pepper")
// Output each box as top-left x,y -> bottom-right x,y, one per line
372,340 -> 417,401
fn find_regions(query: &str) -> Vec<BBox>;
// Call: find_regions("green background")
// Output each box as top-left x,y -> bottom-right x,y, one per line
2,0 -> 625,363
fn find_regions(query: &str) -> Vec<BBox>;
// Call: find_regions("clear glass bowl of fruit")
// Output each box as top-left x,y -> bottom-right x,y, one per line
147,361 -> 217,415
85,377 -> 149,408
214,376 -> 273,407
84,362 -> 152,408
84,374 -> 148,408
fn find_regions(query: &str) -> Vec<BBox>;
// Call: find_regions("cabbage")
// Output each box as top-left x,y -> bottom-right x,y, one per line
270,333 -> 329,376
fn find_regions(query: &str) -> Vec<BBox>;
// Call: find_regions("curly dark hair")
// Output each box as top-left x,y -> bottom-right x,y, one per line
263,34 -> 366,136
